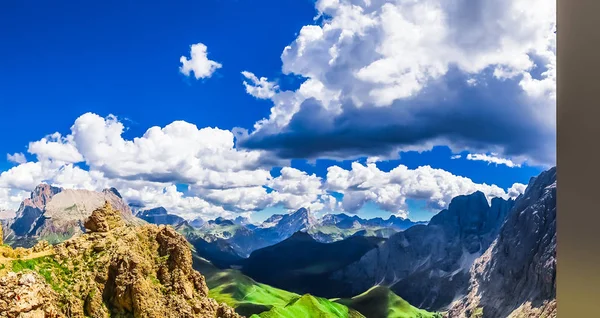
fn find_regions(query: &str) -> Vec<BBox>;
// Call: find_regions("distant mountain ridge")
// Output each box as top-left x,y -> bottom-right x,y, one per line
176,205 -> 426,263
137,206 -> 184,226
321,213 -> 426,230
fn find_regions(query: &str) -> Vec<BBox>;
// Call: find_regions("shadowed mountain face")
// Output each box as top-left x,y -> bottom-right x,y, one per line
330,191 -> 514,310
137,207 -> 184,226
240,231 -> 385,297
449,167 -> 557,318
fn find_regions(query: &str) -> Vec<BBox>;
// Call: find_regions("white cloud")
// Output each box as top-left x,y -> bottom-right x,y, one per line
179,43 -> 222,79
451,155 -> 462,160
0,112 -> 535,221
241,71 -> 279,99
28,133 -> 84,164
238,0 -> 556,167
507,183 -> 527,199
0,113 -> 331,219
466,153 -> 521,168
326,162 -> 524,215
268,167 -> 329,211
7,153 -> 27,164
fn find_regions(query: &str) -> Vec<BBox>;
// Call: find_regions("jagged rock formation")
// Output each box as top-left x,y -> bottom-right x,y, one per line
137,207 -> 185,226
0,201 -> 240,318
447,167 -> 557,318
330,191 -> 514,310
4,184 -> 143,247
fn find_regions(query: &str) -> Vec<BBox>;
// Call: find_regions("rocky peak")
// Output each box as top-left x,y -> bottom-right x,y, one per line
102,187 -> 123,199
139,206 -> 168,217
288,207 -> 317,227
429,191 -> 493,241
15,184 -> 62,217
209,217 -> 235,226
29,184 -> 62,207
84,201 -> 125,233
287,230 -> 315,243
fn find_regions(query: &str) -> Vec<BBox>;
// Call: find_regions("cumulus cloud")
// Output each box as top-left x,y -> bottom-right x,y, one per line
237,0 -> 556,167
0,113 -> 533,220
326,162 -> 526,215
241,71 -> 279,99
466,153 -> 521,168
28,132 -> 84,164
7,153 -> 27,164
179,43 -> 222,79
0,113 -> 332,219
507,183 -> 527,199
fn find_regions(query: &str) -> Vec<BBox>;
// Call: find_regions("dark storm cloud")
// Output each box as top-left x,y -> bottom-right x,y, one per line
237,69 -> 556,167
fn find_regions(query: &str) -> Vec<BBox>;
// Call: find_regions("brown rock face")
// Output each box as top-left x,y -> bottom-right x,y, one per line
2,203 -> 241,318
83,201 -> 126,233
0,272 -> 63,318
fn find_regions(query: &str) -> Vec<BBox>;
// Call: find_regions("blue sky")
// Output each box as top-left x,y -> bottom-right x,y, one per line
0,0 -> 555,222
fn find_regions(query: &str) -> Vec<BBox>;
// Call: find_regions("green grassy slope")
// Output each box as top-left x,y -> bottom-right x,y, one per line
192,250 -> 440,318
334,286 -> 443,318
251,294 -> 365,318
193,254 -> 298,317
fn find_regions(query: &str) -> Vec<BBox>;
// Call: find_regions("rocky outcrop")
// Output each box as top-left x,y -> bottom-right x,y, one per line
0,272 -> 63,318
330,191 -> 514,310
1,201 -> 240,318
83,201 -> 126,232
447,167 -> 557,318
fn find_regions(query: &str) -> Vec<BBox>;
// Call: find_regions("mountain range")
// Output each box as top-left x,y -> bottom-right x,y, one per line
0,167 -> 557,317
1,184 -> 143,247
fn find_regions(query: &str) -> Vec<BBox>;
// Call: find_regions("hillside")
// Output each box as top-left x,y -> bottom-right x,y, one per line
240,231 -> 385,297
334,286 -> 442,318
192,256 -> 298,317
251,294 -> 365,318
0,201 -> 239,317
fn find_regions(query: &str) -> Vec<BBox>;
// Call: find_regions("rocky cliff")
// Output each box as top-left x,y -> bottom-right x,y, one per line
447,167 -> 557,318
330,191 -> 514,310
0,201 -> 240,318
